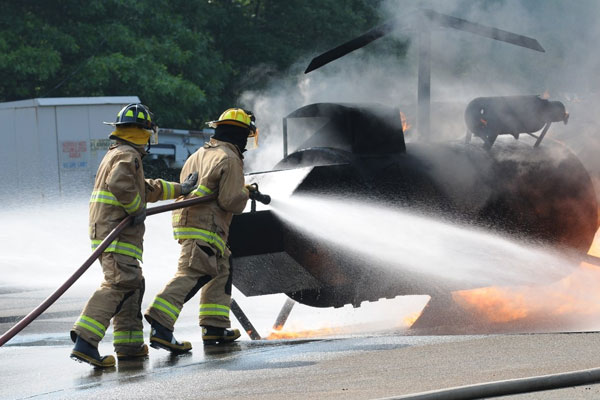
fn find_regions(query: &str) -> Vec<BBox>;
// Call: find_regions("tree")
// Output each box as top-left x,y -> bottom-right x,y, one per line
0,0 -> 383,128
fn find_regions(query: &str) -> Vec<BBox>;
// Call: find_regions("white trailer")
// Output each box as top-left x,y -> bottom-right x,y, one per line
0,96 -> 141,202
0,96 -> 212,204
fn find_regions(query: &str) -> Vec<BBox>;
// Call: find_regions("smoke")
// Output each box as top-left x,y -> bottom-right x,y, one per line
239,0 -> 600,181
239,51 -> 415,171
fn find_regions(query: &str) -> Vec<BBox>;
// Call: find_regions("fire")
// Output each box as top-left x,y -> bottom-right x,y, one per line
403,311 -> 422,327
453,287 -> 529,323
267,325 -> 343,340
541,90 -> 550,99
400,111 -> 411,133
454,231 -> 600,327
588,232 -> 600,257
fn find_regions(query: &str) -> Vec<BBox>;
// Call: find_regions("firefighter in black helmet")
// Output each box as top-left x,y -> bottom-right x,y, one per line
70,103 -> 198,368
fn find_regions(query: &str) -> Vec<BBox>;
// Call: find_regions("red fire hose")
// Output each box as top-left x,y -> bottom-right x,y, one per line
0,194 -> 216,347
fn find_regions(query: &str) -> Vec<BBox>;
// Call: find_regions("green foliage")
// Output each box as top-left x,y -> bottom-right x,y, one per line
0,0 -> 382,128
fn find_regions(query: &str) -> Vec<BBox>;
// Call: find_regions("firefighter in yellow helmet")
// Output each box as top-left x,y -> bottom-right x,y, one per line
144,108 -> 257,351
70,103 -> 198,368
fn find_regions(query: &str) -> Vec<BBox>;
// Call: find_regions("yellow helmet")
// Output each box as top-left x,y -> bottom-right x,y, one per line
208,108 -> 258,148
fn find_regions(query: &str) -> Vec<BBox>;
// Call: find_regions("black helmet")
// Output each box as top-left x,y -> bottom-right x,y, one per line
105,103 -> 155,130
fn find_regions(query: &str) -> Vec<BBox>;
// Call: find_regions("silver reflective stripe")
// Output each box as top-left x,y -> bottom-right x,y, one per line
75,315 -> 106,339
151,297 -> 180,321
193,184 -> 213,197
114,330 -> 144,344
123,193 -> 142,214
91,239 -> 143,261
172,227 -> 225,254
160,180 -> 175,200
199,303 -> 230,317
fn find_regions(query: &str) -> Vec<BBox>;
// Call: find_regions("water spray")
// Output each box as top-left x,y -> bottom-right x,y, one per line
0,195 -> 218,347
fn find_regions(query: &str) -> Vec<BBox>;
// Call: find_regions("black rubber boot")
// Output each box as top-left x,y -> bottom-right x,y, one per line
149,322 -> 192,353
201,326 -> 241,345
70,336 -> 115,368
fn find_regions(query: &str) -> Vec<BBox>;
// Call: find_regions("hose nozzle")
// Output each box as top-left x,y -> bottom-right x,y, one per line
251,191 -> 271,205
248,183 -> 271,212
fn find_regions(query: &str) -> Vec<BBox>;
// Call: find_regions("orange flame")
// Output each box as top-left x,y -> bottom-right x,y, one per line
454,287 -> 529,323
541,90 -> 550,99
400,112 -> 411,133
454,231 -> 600,326
588,231 -> 600,257
267,326 -> 343,340
403,311 -> 422,327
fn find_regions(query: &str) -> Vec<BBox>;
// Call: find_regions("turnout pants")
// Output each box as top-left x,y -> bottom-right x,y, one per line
71,253 -> 145,353
145,238 -> 233,330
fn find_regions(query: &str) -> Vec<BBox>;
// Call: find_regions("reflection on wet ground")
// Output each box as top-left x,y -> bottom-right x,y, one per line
0,330 -> 467,400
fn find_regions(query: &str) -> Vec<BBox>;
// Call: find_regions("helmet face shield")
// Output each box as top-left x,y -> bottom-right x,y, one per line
246,128 -> 259,150
149,124 -> 159,145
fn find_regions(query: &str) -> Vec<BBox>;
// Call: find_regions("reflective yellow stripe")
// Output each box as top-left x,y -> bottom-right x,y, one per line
152,305 -> 177,321
113,330 -> 144,344
90,190 -> 121,206
123,193 -> 142,214
114,330 -> 143,336
91,239 -> 143,261
193,184 -> 213,197
90,190 -> 143,214
75,315 -> 106,339
137,111 -> 145,120
160,180 -> 175,200
199,304 -> 230,317
125,110 -> 134,117
172,227 -> 225,254
199,310 -> 229,317
200,304 -> 230,311
151,297 -> 180,321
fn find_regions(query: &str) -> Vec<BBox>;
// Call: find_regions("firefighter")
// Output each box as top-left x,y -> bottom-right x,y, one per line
144,108 -> 257,352
70,103 -> 198,368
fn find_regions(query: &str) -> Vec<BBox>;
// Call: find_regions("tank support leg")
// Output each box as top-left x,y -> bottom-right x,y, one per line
231,298 -> 261,340
534,122 -> 552,147
273,298 -> 296,331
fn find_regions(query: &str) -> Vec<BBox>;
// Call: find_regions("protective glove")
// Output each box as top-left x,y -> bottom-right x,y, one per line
131,206 -> 146,226
181,172 -> 199,195
245,183 -> 258,199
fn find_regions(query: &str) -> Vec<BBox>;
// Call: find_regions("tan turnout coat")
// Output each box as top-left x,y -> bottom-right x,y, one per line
89,141 -> 183,261
171,138 -> 249,255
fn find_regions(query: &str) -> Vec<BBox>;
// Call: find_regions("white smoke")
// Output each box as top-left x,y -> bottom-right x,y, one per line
239,0 -> 600,179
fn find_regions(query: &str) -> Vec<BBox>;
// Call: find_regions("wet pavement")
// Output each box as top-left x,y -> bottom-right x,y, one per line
4,286 -> 600,399
5,329 -> 600,399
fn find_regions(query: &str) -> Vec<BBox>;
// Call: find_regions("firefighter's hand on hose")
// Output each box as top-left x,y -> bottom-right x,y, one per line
131,206 -> 146,226
245,183 -> 257,194
246,183 -> 271,204
180,172 -> 198,195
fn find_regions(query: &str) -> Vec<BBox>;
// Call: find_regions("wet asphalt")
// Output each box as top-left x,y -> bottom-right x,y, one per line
3,287 -> 600,399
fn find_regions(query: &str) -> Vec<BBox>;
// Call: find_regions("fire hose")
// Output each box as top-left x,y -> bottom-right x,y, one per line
0,195 -> 219,347
374,367 -> 600,400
